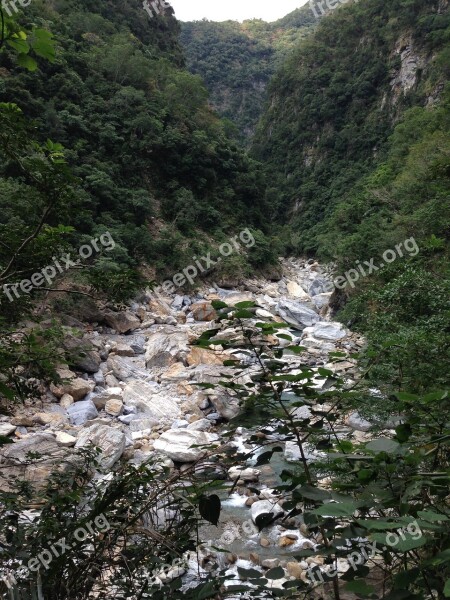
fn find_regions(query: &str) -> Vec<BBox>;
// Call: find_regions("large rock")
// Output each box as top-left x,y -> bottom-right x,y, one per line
304,322 -> 349,341
145,327 -> 189,368
50,368 -> 95,401
250,500 -> 284,525
103,311 -> 141,334
209,392 -> 240,420
106,355 -> 150,382
67,400 -> 99,425
286,281 -> 310,300
75,424 -> 125,469
312,293 -> 333,310
105,398 -> 123,416
160,363 -> 192,383
0,434 -> 75,491
63,334 -> 101,374
34,412 -> 68,427
186,347 -> 225,367
309,277 -> 333,297
190,302 -> 217,322
154,430 -> 214,462
284,441 -> 324,463
0,423 -> 16,436
123,381 -> 181,420
92,388 -> 123,410
277,300 -> 320,330
346,412 -> 373,432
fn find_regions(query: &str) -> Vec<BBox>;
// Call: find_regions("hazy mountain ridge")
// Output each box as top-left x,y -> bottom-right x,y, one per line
180,5 -> 319,142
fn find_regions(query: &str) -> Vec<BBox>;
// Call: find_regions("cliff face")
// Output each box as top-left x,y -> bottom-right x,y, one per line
252,0 -> 449,247
180,6 -> 319,143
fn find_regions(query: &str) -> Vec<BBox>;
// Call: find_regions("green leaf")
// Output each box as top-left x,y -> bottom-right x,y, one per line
444,579 -> 450,597
199,494 -> 221,527
276,334 -> 293,341
297,485 -> 332,501
370,532 -> 428,552
395,392 -> 419,402
422,390 -> 447,404
357,520 -> 404,531
286,345 -> 307,354
237,567 -> 263,579
192,580 -> 219,599
266,567 -> 285,579
234,301 -> 256,309
366,438 -> 401,454
345,580 -> 375,596
417,510 -> 449,523
312,502 -> 358,517
0,381 -> 15,400
256,451 -> 274,465
232,309 -> 254,319
30,29 -> 56,62
7,37 -> 30,54
0,435 -> 14,446
211,300 -> 228,310
16,54 -> 38,71
255,513 -> 277,530
393,568 -> 420,590
395,424 -> 412,443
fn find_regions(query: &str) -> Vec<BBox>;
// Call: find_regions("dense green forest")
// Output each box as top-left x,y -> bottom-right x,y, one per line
252,0 -> 450,393
180,6 -> 318,142
0,1 -> 449,598
0,0 -> 273,314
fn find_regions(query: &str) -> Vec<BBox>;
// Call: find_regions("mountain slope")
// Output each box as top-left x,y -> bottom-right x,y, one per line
0,0 -> 270,304
253,0 -> 450,392
180,5 -> 318,141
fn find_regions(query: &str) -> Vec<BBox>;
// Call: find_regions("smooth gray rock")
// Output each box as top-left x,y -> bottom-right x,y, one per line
145,327 -> 189,368
187,418 -> 211,432
63,334 -> 102,374
172,295 -> 184,311
154,430 -> 214,462
309,278 -> 334,296
123,381 -> 181,420
93,370 -> 105,386
250,500 -> 284,525
67,400 -> 99,425
277,300 -> 320,329
129,417 -> 159,432
0,434 -> 75,491
103,311 -> 141,334
304,322 -> 349,341
346,412 -> 373,432
75,424 -> 125,468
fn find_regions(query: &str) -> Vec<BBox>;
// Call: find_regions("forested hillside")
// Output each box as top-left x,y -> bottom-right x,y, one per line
253,0 -> 450,392
0,0 -> 272,310
180,6 -> 318,141
0,1 -> 449,599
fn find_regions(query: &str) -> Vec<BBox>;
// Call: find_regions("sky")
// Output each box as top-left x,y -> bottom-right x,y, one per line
169,0 -> 309,23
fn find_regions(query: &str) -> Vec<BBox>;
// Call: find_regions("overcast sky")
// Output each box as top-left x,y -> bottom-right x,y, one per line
169,0 -> 309,22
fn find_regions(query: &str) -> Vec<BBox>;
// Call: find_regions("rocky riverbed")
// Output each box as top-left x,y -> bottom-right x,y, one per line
0,258 -> 382,594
